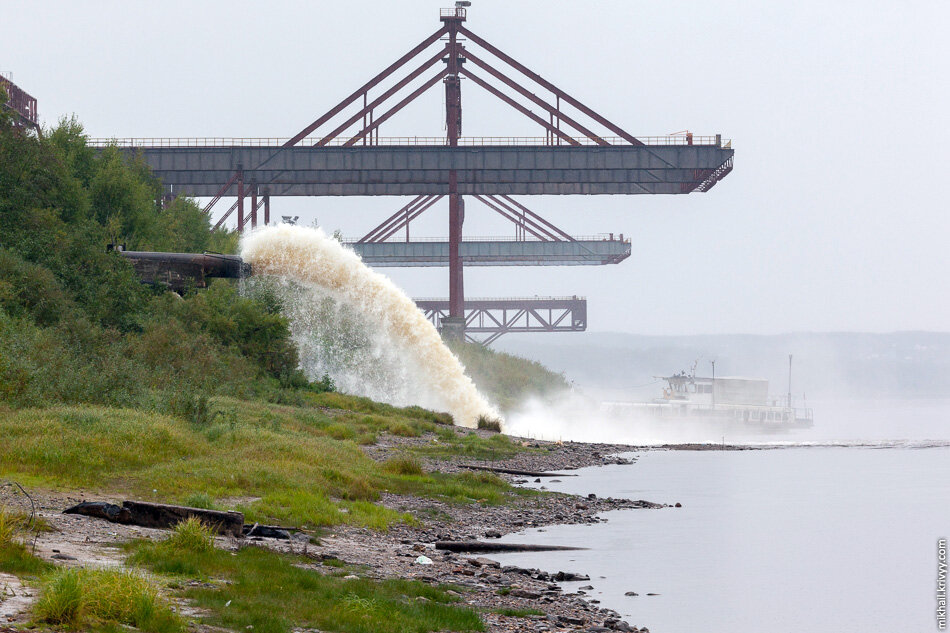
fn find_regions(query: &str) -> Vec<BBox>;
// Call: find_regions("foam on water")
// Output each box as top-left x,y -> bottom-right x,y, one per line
240,224 -> 501,428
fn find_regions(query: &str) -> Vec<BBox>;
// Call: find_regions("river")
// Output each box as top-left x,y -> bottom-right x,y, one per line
490,443 -> 950,632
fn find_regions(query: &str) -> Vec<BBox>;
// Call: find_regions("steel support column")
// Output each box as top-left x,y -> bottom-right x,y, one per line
250,188 -> 258,229
263,194 -> 270,225
236,170 -> 245,234
445,12 -> 465,321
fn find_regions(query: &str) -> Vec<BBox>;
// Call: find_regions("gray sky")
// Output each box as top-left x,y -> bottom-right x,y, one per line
5,0 -> 949,335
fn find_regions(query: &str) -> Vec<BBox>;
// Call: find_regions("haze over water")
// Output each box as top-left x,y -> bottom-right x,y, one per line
490,400 -> 950,632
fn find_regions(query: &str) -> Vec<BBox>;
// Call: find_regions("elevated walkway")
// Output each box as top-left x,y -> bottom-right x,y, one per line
348,235 -> 630,266
415,296 -> 586,345
91,138 -> 735,197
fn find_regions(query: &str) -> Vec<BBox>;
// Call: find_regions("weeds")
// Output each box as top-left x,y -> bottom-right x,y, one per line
492,606 -> 545,617
34,567 -> 183,632
0,506 -> 51,575
414,431 -> 531,461
476,416 -> 502,432
164,517 -> 215,554
382,456 -> 425,476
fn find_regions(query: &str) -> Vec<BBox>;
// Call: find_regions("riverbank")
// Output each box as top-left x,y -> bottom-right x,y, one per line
5,430 -> 661,632
491,440 -> 950,633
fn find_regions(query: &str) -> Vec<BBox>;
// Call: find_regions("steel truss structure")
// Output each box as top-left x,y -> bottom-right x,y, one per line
415,296 -> 586,346
98,6 -> 733,342
0,75 -> 39,132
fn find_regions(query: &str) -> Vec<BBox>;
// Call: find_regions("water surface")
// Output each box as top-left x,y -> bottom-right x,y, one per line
492,446 -> 949,632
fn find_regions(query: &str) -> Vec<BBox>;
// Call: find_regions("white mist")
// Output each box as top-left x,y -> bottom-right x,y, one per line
240,224 -> 500,428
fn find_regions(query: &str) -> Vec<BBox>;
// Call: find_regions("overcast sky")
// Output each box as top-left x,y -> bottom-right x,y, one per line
5,1 -> 949,335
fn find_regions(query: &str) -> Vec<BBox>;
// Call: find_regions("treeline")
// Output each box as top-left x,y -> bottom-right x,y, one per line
0,109 -> 326,413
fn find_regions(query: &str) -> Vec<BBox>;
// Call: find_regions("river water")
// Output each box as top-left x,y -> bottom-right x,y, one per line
491,443 -> 950,632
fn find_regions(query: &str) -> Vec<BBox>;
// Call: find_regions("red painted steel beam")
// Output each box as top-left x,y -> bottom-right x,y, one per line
316,45 -> 449,146
361,195 -> 440,243
359,195 -> 428,243
236,174 -> 245,233
203,171 -> 240,214
213,198 -> 240,230
446,17 -> 465,320
459,26 -> 645,147
461,68 -> 580,146
342,71 -> 448,147
374,195 -> 443,242
470,194 -> 554,241
285,26 -> 448,146
462,49 -> 608,146
496,195 -> 577,242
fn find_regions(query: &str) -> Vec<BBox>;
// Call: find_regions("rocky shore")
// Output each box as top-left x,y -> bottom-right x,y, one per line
9,434 -> 660,632
331,433 -> 660,632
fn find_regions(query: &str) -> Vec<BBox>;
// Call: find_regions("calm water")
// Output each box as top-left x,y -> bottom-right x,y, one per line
491,447 -> 950,632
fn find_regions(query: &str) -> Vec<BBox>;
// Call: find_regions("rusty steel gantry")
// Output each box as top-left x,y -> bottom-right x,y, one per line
0,74 -> 39,132
94,5 -> 733,343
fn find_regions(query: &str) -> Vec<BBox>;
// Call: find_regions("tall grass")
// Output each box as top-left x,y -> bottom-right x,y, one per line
0,506 -> 52,575
34,567 -> 183,632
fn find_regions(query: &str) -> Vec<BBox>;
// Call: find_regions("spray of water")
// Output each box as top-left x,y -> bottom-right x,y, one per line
240,224 -> 501,429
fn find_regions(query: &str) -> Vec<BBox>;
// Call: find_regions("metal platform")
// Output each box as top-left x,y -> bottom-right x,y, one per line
101,141 -> 733,198
348,236 -> 630,266
415,296 -> 586,345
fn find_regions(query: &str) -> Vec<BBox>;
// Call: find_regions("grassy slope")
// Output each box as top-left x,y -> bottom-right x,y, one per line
448,341 -> 569,412
0,393 -> 533,530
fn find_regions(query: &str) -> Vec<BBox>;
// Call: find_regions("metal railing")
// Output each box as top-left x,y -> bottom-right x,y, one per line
414,295 -> 585,302
85,134 -> 729,148
343,233 -> 628,243
440,7 -> 466,19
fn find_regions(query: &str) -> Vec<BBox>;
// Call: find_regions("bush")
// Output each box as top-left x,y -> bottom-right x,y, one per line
476,416 -> 502,432
163,517 -> 215,554
0,248 -> 73,326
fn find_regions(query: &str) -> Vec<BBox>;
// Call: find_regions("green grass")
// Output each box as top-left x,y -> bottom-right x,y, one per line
413,431 -> 534,462
128,522 -> 484,633
476,415 -> 502,432
0,397 -> 526,530
382,456 -> 425,476
33,567 -> 183,632
0,506 -> 53,575
492,606 -> 545,617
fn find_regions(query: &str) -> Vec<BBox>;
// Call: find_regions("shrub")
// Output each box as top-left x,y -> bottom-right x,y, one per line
165,390 -> 217,426
476,416 -> 502,432
163,517 -> 215,554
